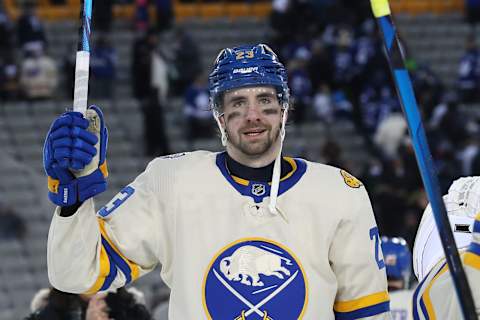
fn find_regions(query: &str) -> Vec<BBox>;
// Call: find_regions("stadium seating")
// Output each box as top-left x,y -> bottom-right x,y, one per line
2,9 -> 475,318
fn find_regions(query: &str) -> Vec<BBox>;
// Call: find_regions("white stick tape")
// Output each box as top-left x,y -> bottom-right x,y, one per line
73,51 -> 90,114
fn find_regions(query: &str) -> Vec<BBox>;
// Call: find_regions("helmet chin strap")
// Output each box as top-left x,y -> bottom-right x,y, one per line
213,112 -> 228,147
215,104 -> 289,220
268,106 -> 288,219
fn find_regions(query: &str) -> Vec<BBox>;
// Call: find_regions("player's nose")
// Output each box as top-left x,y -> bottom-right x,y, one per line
244,103 -> 262,121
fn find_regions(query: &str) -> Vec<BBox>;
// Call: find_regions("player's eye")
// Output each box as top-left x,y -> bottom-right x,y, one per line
232,100 -> 246,108
259,97 -> 272,105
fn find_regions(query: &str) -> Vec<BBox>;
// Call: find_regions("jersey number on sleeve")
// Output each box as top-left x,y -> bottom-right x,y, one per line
369,226 -> 385,270
98,186 -> 135,217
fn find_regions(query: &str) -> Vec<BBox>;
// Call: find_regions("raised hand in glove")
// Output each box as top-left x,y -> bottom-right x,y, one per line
43,105 -> 108,206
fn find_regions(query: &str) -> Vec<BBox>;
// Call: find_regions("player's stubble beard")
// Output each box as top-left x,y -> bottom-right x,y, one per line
225,121 -> 281,158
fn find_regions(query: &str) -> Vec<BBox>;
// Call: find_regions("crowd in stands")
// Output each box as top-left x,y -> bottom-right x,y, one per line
24,287 -> 163,320
3,0 -> 480,317
265,0 -> 480,248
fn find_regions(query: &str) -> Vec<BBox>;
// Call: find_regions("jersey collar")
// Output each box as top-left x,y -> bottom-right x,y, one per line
216,152 -> 307,203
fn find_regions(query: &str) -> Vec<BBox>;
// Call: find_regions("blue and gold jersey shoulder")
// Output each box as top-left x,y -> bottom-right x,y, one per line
215,152 -> 307,204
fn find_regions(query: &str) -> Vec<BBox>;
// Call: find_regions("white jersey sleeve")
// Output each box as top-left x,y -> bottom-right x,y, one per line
329,171 -> 391,319
412,212 -> 480,319
47,156 -> 177,294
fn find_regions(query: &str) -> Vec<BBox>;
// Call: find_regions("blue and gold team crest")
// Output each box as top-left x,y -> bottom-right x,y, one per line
203,238 -> 308,320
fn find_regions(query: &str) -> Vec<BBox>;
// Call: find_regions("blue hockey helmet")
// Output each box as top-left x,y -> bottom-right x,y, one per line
381,236 -> 412,286
208,44 -> 289,115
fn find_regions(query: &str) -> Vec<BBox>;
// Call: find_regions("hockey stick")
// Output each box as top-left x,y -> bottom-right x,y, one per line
370,1 -> 477,319
72,0 -> 93,114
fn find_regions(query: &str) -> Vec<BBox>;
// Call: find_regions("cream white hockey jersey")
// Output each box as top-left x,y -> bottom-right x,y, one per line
48,151 -> 391,319
412,212 -> 480,319
389,290 -> 414,320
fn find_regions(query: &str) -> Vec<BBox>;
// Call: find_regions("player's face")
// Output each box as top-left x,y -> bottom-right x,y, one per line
220,86 -> 283,165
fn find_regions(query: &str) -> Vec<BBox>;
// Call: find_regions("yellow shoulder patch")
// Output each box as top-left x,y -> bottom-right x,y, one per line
340,170 -> 363,189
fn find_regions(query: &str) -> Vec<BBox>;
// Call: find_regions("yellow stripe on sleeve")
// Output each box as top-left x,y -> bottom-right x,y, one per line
84,243 -> 111,295
97,219 -> 140,281
422,263 -> 449,319
371,0 -> 391,18
334,291 -> 390,313
464,252 -> 480,270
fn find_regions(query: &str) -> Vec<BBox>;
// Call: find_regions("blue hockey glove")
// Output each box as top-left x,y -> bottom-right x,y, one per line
43,105 -> 108,206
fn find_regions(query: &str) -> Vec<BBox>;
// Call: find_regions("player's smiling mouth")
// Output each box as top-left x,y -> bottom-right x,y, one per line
243,128 -> 266,136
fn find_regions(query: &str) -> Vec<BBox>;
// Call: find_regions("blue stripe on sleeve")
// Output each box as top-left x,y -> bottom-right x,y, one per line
101,237 -> 133,284
419,297 -> 430,320
99,251 -> 117,291
334,301 -> 390,320
468,242 -> 480,256
474,219 -> 480,233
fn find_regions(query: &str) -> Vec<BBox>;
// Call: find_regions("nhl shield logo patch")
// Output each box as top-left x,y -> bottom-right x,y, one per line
251,184 -> 266,196
203,238 -> 308,319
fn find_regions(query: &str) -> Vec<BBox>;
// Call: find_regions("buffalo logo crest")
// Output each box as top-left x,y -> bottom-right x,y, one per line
203,238 -> 307,319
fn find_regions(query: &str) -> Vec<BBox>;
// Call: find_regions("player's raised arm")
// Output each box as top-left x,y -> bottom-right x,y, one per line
44,107 -> 165,294
329,174 -> 391,320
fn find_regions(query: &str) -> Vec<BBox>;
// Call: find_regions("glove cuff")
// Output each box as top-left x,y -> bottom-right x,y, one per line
48,168 -> 107,206
48,181 -> 78,207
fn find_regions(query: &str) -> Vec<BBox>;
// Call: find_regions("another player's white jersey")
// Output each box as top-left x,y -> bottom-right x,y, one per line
389,290 -> 414,320
47,151 -> 390,319
412,213 -> 480,319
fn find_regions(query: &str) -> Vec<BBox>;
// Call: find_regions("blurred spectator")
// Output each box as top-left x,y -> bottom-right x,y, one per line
90,36 -> 117,99
0,3 -> 14,59
270,0 -> 290,38
16,3 -> 47,55
429,93 -> 467,143
155,0 -> 174,32
312,84 -> 333,122
184,73 -> 214,141
19,47 -> 58,100
411,64 -> 443,118
374,113 -> 407,160
0,203 -> 26,240
465,0 -> 480,26
132,29 -> 156,101
0,52 -> 20,101
308,40 -> 334,90
135,0 -> 149,32
331,26 -> 355,90
320,139 -> 347,169
93,0 -> 113,32
171,27 -> 202,96
288,53 -> 313,124
25,287 -> 152,320
147,50 -> 171,157
457,34 -> 480,103
359,72 -> 399,136
132,29 -> 170,156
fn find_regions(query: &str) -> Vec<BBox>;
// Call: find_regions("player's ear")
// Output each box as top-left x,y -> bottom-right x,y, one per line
218,113 -> 226,128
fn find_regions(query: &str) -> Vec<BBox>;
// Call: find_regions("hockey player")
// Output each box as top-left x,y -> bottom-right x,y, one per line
44,44 -> 391,319
412,176 -> 480,319
381,237 -> 414,320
